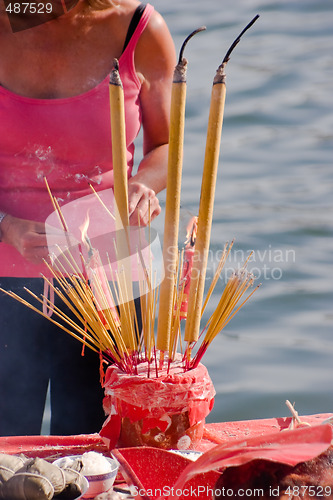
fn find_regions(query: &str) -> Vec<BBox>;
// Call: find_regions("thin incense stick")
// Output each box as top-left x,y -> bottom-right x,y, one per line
88,183 -> 116,221
201,240 -> 234,315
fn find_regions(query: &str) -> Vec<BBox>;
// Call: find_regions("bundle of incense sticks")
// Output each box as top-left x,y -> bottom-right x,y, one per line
0,17 -> 260,377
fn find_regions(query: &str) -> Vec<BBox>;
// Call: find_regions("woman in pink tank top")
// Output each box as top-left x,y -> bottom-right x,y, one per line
0,0 -> 175,435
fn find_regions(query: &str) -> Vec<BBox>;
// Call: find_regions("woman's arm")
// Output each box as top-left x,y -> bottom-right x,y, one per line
128,10 -> 176,226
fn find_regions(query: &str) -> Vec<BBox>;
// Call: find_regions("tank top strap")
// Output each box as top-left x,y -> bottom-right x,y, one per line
122,3 -> 147,53
120,3 -> 154,57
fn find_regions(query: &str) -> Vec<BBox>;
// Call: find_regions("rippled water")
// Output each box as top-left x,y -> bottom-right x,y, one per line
150,0 -> 333,422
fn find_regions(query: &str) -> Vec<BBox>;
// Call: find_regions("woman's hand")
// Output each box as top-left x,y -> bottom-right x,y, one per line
128,180 -> 161,226
0,214 -> 48,265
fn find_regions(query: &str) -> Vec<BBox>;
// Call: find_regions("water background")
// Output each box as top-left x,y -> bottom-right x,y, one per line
147,0 -> 333,423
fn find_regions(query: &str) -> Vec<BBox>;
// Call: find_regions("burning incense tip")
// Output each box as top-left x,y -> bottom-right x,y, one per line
222,14 -> 260,65
110,59 -> 122,87
112,58 -> 119,72
178,26 -> 206,65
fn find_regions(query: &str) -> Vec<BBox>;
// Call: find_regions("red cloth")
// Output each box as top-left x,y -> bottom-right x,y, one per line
0,4 -> 154,277
115,425 -> 333,500
0,414 -> 332,457
170,424 -> 333,499
100,359 -> 216,449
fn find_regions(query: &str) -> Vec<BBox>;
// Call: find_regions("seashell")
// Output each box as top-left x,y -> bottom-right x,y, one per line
63,458 -> 83,473
17,457 -> 66,495
93,493 -> 116,500
93,493 -> 120,500
0,454 -> 27,473
0,466 -> 14,484
1,472 -> 54,500
55,456 -> 83,474
54,468 -> 87,499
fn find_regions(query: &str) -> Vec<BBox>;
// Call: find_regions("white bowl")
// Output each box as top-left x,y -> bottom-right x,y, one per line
53,455 -> 119,499
77,476 -> 90,499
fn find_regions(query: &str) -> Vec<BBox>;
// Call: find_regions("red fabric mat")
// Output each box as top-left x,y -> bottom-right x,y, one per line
198,412 -> 333,451
0,433 -> 108,458
0,413 -> 331,457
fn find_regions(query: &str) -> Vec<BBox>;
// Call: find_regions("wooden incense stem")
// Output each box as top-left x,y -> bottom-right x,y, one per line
109,59 -> 135,349
184,15 -> 260,346
156,27 -> 206,356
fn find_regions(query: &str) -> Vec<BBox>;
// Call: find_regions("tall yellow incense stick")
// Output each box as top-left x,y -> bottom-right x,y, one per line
109,59 -> 135,349
109,59 -> 129,230
156,28 -> 206,355
185,16 -> 259,345
184,68 -> 226,345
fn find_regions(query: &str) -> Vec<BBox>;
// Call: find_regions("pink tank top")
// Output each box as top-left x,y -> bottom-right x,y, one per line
0,4 -> 154,277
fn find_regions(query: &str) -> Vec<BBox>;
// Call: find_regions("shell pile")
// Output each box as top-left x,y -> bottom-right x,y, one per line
0,453 -> 87,500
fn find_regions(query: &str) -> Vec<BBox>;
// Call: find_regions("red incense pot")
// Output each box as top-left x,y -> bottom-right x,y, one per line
100,358 -> 215,451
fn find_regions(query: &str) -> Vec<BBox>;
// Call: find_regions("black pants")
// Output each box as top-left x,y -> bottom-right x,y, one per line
0,278 -> 105,436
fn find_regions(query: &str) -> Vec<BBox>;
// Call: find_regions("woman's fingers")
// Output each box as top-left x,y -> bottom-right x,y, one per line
18,226 -> 49,264
1,215 -> 50,264
128,182 -> 161,226
129,193 -> 161,226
